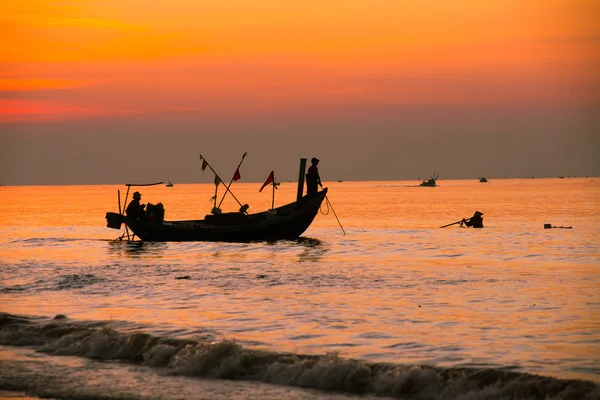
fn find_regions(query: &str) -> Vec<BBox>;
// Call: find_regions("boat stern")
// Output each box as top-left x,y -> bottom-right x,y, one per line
105,212 -> 124,229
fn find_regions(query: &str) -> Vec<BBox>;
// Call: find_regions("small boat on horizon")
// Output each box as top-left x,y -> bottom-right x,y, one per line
166,181 -> 174,187
419,171 -> 440,187
479,177 -> 488,183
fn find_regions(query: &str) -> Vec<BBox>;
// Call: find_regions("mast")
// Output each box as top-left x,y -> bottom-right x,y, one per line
297,158 -> 307,202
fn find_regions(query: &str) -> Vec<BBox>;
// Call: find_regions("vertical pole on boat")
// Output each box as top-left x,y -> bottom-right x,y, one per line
123,185 -> 132,241
217,152 -> 247,209
297,158 -> 307,202
123,185 -> 131,212
116,189 -> 130,241
271,172 -> 275,209
118,190 -> 122,214
213,178 -> 219,210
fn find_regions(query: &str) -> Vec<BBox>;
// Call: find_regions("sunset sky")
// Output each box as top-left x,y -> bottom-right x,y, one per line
1,0 -> 598,184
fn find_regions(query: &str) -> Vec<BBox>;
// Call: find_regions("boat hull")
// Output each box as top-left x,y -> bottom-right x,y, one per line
121,189 -> 327,242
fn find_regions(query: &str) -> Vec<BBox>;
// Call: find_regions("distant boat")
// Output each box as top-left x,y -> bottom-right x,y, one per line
419,171 -> 439,187
166,181 -> 174,187
479,177 -> 488,183
559,176 -> 564,179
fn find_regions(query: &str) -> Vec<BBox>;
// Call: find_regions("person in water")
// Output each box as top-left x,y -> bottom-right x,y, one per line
462,211 -> 484,228
306,157 -> 323,197
126,191 -> 146,220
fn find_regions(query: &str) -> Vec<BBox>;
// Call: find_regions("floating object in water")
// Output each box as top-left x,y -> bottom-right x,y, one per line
544,224 -> 572,229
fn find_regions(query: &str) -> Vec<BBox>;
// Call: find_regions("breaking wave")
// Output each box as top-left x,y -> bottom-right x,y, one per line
0,312 -> 597,400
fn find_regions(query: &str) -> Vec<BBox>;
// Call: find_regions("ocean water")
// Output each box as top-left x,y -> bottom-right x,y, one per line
0,178 -> 598,400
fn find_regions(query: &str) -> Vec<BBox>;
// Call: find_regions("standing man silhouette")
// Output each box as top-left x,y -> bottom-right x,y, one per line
306,157 -> 323,197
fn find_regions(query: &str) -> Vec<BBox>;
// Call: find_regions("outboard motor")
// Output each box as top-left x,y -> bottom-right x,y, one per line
146,203 -> 165,223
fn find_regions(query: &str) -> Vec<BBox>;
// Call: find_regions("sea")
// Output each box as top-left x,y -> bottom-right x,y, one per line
0,178 -> 598,400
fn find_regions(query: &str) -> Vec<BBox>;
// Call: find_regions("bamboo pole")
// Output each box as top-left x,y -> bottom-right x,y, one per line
271,173 -> 275,210
199,154 -> 245,209
440,217 -> 473,228
297,158 -> 307,202
217,152 -> 248,209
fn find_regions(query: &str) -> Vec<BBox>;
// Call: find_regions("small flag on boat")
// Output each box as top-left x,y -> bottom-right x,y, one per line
201,159 -> 208,172
259,171 -> 274,192
233,167 -> 241,182
214,175 -> 221,187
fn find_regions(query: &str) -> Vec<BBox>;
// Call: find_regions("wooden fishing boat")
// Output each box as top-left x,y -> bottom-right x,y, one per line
105,158 -> 327,242
106,189 -> 327,242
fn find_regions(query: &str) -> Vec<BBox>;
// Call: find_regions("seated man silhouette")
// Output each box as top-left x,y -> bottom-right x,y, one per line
126,191 -> 146,221
462,211 -> 483,228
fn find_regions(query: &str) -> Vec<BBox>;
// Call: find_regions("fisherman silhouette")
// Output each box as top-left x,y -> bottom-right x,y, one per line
306,157 -> 323,197
126,192 -> 146,220
461,211 -> 483,228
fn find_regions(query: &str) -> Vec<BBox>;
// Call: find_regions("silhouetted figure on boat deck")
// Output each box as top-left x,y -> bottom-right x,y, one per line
461,211 -> 484,228
306,157 -> 323,197
126,191 -> 146,221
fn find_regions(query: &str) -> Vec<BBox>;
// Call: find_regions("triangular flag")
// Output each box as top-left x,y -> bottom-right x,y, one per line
214,175 -> 221,186
259,171 -> 274,192
233,167 -> 241,182
202,159 -> 208,172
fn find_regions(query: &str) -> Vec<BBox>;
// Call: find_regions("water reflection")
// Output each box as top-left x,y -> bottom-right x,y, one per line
262,236 -> 327,262
261,237 -> 322,247
107,240 -> 168,257
296,237 -> 323,247
296,237 -> 327,262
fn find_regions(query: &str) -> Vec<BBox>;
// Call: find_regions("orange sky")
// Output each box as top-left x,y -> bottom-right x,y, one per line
1,1 -> 599,185
1,0 -> 599,122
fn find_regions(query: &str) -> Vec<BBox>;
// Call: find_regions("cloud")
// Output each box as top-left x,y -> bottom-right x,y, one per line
0,99 -> 149,122
0,78 -> 99,92
40,17 -> 144,31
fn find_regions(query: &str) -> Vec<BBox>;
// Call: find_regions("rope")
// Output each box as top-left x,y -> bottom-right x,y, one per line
319,199 -> 330,215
